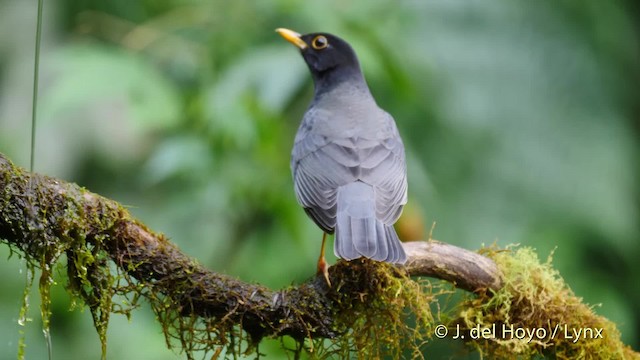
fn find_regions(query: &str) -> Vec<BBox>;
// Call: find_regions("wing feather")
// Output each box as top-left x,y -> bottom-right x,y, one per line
292,109 -> 407,231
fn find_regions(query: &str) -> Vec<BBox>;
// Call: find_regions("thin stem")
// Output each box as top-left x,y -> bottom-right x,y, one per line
28,1 -> 50,360
30,0 -> 44,173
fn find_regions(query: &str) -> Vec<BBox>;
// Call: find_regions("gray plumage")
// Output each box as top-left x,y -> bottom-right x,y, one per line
287,31 -> 408,264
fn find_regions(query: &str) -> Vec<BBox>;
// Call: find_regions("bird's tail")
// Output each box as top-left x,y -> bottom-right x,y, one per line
334,182 -> 407,264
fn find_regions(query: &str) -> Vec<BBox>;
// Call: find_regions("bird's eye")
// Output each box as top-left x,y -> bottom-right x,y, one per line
311,35 -> 328,50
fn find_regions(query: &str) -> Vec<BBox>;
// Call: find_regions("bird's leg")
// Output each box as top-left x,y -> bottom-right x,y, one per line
317,232 -> 331,287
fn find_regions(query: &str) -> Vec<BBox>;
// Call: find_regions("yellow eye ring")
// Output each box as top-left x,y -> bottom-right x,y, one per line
311,35 -> 328,50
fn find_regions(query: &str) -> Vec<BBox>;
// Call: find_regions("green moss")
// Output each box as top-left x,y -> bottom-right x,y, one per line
454,246 -> 636,359
307,259 -> 439,359
17,264 -> 34,360
0,160 -> 135,360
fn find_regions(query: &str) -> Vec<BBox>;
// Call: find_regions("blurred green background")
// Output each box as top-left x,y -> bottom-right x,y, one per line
0,0 -> 638,359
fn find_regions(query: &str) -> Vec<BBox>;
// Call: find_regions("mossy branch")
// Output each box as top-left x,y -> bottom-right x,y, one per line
1,152 -> 637,359
0,152 -> 500,334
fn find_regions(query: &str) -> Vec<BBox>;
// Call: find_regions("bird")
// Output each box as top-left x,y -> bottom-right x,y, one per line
276,28 -> 408,285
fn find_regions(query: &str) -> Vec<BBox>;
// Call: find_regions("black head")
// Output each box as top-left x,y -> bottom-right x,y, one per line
277,28 -> 365,92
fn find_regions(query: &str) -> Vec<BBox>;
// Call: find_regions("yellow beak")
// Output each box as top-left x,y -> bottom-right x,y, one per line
276,28 -> 308,50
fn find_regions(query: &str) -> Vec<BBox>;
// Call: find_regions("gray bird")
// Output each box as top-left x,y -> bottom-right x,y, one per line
277,28 -> 408,284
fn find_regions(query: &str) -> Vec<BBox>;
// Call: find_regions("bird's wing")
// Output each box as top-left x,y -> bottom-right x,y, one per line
292,110 -> 407,230
354,111 -> 407,224
361,130 -> 408,224
291,109 -> 351,232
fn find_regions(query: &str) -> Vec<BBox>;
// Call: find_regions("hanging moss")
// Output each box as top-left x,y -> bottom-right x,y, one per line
315,259 -> 440,359
0,158 -> 136,360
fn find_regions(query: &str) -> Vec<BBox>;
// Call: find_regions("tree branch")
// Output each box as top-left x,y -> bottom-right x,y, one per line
3,152 -> 638,360
0,152 -> 501,341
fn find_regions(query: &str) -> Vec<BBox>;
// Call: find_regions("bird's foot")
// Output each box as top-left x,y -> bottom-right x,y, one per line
317,257 -> 331,287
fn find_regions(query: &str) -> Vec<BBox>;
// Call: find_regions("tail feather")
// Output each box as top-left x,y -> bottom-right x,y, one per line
335,214 -> 359,260
334,182 -> 407,264
374,220 -> 389,261
351,217 -> 377,258
384,224 -> 407,263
